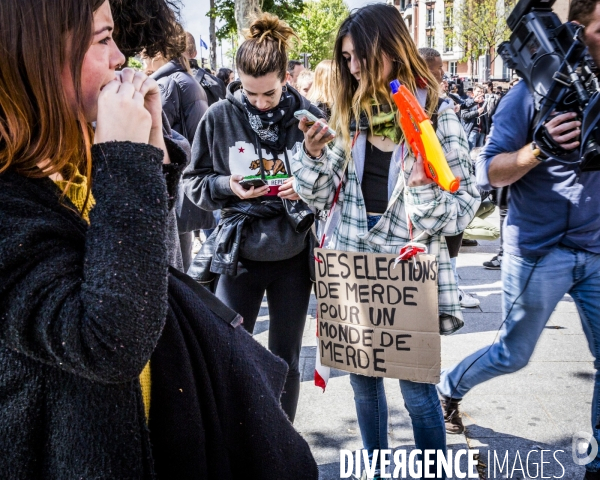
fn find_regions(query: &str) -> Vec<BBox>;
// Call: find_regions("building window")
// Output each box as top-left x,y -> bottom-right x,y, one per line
426,31 -> 435,48
444,29 -> 453,52
426,4 -> 435,28
449,61 -> 457,76
444,2 -> 453,26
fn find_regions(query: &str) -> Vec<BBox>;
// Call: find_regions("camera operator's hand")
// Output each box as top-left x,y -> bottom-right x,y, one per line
544,112 -> 581,151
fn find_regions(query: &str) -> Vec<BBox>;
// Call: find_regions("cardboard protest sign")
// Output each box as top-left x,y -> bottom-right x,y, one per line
315,248 -> 440,383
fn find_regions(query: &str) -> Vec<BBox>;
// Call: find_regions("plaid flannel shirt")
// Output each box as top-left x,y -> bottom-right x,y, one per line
292,108 -> 480,334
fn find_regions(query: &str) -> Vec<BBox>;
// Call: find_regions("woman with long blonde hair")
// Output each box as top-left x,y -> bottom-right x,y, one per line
292,4 -> 480,478
307,59 -> 335,118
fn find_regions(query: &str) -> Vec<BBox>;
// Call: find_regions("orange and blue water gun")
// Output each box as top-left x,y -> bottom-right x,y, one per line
390,79 -> 460,193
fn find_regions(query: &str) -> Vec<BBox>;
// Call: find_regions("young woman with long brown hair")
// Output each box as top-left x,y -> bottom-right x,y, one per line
0,0 -> 180,476
292,4 -> 480,478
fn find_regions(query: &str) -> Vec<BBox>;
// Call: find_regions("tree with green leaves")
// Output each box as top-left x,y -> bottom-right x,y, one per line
208,0 -> 304,41
450,0 -> 515,77
288,0 -> 349,68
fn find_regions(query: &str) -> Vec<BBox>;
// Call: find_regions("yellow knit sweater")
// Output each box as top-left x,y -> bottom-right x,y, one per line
55,171 -> 152,420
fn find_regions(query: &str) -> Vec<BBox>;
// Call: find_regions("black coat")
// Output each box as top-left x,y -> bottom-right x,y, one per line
0,142 -> 170,479
152,60 -> 208,144
154,62 -> 216,234
150,269 -> 318,479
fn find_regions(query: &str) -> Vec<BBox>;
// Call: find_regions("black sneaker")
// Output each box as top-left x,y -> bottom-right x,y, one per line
461,239 -> 478,247
441,396 -> 465,434
483,254 -> 502,270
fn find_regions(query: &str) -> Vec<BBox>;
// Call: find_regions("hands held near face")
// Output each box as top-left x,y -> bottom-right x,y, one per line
94,68 -> 162,145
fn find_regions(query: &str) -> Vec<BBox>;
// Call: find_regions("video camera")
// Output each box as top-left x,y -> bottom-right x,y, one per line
498,0 -> 600,171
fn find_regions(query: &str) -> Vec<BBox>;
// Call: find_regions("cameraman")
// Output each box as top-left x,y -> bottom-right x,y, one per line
437,1 -> 600,477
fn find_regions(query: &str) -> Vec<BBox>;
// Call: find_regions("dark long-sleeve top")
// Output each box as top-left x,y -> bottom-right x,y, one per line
152,60 -> 208,144
0,141 -> 179,478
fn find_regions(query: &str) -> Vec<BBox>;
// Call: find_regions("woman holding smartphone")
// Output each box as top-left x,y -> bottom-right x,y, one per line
291,4 -> 479,478
183,13 -> 324,422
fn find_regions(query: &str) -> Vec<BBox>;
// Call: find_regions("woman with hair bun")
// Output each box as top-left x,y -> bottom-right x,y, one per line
184,12 -> 324,422
292,4 -> 480,478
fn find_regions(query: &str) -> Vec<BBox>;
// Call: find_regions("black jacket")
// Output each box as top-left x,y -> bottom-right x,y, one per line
0,142 -> 170,479
154,62 -> 215,233
152,60 -> 208,144
461,98 -> 489,136
194,68 -> 226,106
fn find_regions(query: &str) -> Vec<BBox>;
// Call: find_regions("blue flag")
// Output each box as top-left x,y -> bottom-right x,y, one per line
200,38 -> 208,50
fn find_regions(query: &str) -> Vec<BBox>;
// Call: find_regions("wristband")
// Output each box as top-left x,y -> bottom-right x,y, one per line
530,141 -> 548,161
303,143 -> 325,160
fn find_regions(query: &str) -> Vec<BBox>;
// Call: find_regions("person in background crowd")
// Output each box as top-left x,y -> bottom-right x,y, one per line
111,0 -> 191,272
307,59 -> 335,119
419,47 -> 444,84
181,31 -> 224,252
448,82 -> 464,113
419,47 -> 480,308
292,5 -> 480,478
217,67 -> 235,86
143,25 -> 216,271
184,32 -> 227,106
287,59 -> 304,89
462,84 -> 488,150
183,13 -> 322,423
295,69 -> 314,97
144,26 -> 205,144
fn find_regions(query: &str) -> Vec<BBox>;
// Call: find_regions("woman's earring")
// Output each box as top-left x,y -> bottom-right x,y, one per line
282,85 -> 288,92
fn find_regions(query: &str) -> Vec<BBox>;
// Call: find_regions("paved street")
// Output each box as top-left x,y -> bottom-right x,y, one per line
253,210 -> 595,479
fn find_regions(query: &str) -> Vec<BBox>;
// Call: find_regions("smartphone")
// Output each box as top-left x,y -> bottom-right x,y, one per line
294,109 -> 336,137
239,178 -> 267,190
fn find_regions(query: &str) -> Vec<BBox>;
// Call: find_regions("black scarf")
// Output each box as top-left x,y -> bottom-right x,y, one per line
242,87 -> 294,151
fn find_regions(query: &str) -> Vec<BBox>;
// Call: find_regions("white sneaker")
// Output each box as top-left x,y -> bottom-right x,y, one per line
192,237 -> 202,256
458,288 -> 480,308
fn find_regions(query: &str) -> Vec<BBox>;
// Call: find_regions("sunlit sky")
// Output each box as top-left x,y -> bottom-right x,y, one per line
180,0 -> 381,66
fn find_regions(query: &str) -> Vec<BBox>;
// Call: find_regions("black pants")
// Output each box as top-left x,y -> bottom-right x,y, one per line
179,232 -> 193,273
215,248 -> 312,422
445,232 -> 464,259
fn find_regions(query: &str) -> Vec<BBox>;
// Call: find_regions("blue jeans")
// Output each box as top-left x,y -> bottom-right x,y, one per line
468,130 -> 485,151
350,374 -> 447,478
438,245 -> 600,472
